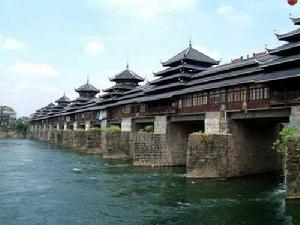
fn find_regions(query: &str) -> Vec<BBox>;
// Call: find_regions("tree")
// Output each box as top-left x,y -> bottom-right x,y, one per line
10,119 -> 28,135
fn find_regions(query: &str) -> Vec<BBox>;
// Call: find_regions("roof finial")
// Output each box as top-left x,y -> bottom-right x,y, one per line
87,76 -> 89,84
189,33 -> 192,47
126,57 -> 129,69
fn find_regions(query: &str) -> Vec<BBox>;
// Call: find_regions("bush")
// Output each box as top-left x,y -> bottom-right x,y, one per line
10,119 -> 28,135
103,125 -> 121,134
90,127 -> 101,133
143,125 -> 154,133
192,131 -> 204,135
273,123 -> 300,160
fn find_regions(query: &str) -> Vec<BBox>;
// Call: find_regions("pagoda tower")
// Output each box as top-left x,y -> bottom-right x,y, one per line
75,78 -> 100,100
55,93 -> 71,107
147,42 -> 219,94
101,64 -> 144,100
263,16 -> 300,69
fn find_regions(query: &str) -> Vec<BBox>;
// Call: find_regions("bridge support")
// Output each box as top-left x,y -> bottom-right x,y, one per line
290,106 -> 300,131
286,106 -> 300,199
121,118 -> 133,132
187,111 -> 282,178
64,123 -> 67,130
73,122 -> 78,131
102,118 -> 134,159
85,121 -> 90,131
286,135 -> 300,199
134,115 -> 203,166
204,111 -> 227,134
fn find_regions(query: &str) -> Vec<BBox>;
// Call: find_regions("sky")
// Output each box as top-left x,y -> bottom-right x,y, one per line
0,0 -> 299,117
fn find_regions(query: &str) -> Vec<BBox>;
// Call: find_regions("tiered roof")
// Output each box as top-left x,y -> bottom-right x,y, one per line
101,64 -> 144,100
75,78 -> 100,97
148,42 -> 219,93
161,42 -> 219,67
259,16 -> 300,76
55,94 -> 71,106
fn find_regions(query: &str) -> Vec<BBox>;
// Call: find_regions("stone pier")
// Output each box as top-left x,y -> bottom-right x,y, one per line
287,106 -> 300,199
186,112 -> 282,178
286,135 -> 300,199
134,116 -> 192,166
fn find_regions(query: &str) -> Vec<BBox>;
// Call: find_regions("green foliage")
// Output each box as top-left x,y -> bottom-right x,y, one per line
138,125 -> 154,133
143,125 -> 154,133
103,125 -> 121,134
10,119 -> 28,135
192,131 -> 204,135
90,127 -> 101,133
273,123 -> 300,160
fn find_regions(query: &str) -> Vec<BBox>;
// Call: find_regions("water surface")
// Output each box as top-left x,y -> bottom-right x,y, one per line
0,139 -> 299,225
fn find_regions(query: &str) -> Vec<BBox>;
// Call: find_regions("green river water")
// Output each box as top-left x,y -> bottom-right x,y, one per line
0,139 -> 299,225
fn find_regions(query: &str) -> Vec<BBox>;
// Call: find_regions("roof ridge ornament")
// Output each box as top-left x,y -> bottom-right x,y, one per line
126,57 -> 129,70
87,76 -> 90,84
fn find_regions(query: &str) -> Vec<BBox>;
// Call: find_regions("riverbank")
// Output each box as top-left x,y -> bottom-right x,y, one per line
0,131 -> 25,139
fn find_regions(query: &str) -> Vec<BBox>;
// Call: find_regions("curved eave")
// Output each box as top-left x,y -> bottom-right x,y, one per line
109,77 -> 144,83
267,41 -> 300,55
291,17 -> 300,26
259,54 -> 300,68
275,29 -> 300,42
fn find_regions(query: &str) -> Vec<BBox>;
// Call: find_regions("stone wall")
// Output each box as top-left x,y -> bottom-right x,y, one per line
73,131 -> 88,149
187,120 -> 282,178
134,131 -> 187,166
286,135 -> 300,199
86,131 -> 102,153
61,130 -> 74,148
186,133 -> 232,178
102,131 -> 133,159
134,132 -> 166,166
0,131 -> 25,139
29,130 -> 102,153
205,111 -> 227,134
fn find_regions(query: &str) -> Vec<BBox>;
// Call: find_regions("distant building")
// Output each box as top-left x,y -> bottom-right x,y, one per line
0,106 -> 17,129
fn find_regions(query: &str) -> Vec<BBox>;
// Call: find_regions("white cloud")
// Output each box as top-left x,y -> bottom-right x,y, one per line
6,61 -> 59,77
2,38 -> 25,50
0,34 -> 25,51
217,5 -> 251,25
90,0 -> 198,18
84,41 -> 105,56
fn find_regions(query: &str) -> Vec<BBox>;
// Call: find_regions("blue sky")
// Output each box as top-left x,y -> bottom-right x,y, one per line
0,0 -> 299,116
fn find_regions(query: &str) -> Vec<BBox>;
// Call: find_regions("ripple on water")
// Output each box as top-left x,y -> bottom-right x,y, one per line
72,168 -> 82,173
1,139 -> 299,225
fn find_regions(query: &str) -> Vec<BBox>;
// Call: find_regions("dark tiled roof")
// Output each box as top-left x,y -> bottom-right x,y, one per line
267,41 -> 300,55
110,68 -> 144,82
291,17 -> 300,25
276,28 -> 300,42
55,94 -> 71,103
75,81 -> 100,93
161,44 -> 219,66
149,73 -> 192,85
102,83 -> 137,92
144,81 -> 186,94
259,53 -> 300,68
256,67 -> 300,83
154,64 -> 207,77
189,67 -> 261,86
191,54 -> 271,79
